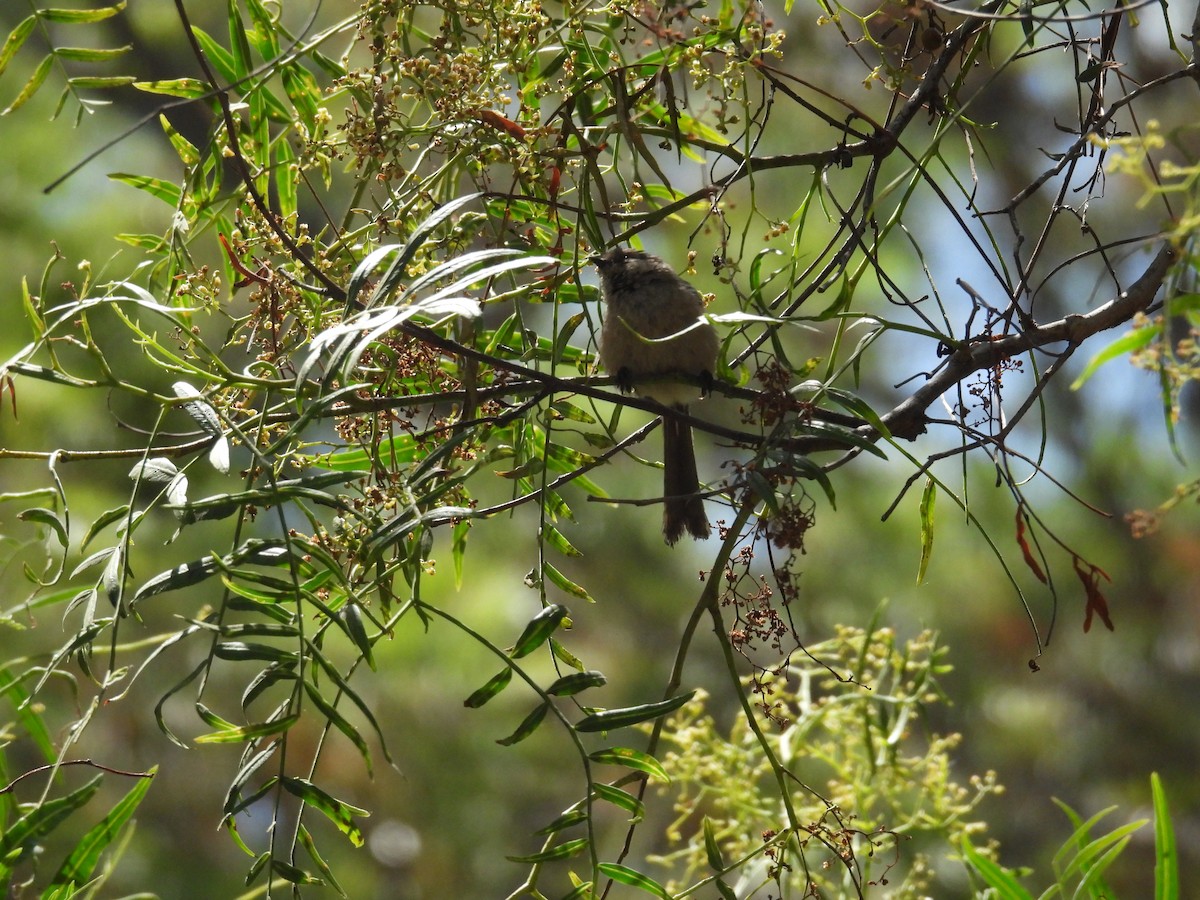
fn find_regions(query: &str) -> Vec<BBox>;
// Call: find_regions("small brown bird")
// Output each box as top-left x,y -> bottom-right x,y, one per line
594,247 -> 720,544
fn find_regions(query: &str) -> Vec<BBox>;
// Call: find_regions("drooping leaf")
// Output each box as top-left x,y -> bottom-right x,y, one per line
510,604 -> 568,658
464,667 -> 513,708
280,777 -> 368,847
496,700 -> 550,746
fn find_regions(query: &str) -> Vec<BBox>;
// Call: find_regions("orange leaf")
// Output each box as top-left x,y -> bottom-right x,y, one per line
1073,557 -> 1114,632
1015,509 -> 1047,583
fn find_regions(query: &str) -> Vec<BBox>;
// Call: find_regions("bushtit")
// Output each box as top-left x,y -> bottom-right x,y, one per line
594,247 -> 720,545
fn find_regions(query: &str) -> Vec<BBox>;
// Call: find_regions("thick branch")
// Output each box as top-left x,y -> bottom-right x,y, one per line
880,244 -> 1176,441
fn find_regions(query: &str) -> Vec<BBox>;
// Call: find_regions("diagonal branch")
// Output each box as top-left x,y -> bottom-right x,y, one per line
880,244 -> 1176,441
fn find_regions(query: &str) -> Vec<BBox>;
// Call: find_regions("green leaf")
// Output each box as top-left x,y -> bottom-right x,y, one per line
496,700 -> 550,746
53,767 -> 156,886
543,563 -> 593,602
3,53 -> 53,115
190,27 -> 238,86
959,835 -> 1032,899
506,838 -> 589,863
55,44 -> 132,62
136,77 -> 210,98
587,747 -> 669,781
67,75 -> 136,89
1071,324 -> 1160,389
281,777 -> 368,848
534,808 -> 588,835
546,670 -> 606,696
227,0 -> 254,81
297,823 -> 348,899
0,17 -> 36,79
916,477 -> 935,586
464,667 -> 513,708
0,775 -> 103,862
110,173 -> 183,206
274,136 -> 297,219
1152,773 -> 1179,900
194,712 -> 300,744
40,2 -> 127,23
271,858 -> 322,886
339,601 -> 375,670
510,603 -> 568,658
0,666 -> 56,761
703,816 -> 725,871
576,692 -> 694,732
18,506 -> 68,547
593,783 -> 643,821
597,863 -> 672,898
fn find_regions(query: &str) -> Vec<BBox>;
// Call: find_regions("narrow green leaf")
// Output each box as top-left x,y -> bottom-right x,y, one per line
506,838 -> 588,863
136,77 -> 210,98
0,775 -> 103,860
0,16 -> 36,79
703,816 -> 725,871
546,670 -> 606,696
339,602 -> 375,670
110,173 -> 183,206
297,823 -> 348,899
274,136 -> 297,219
0,667 -> 56,760
3,53 -> 52,115
1152,773 -> 1179,900
510,603 -> 568,658
534,808 -> 588,835
496,700 -> 550,746
916,477 -> 935,586
67,75 -> 136,89
1071,325 -> 1160,389
464,667 -> 513,708
281,62 -> 320,130
40,2 -> 127,23
271,858 -> 322,886
227,0 -> 254,80
18,506 -> 68,547
159,112 -> 200,164
597,863 -> 672,898
576,692 -> 694,733
213,641 -> 299,663
959,835 -> 1031,898
194,712 -> 300,744
550,638 -> 584,671
542,562 -> 592,601
280,777 -> 368,847
593,783 -> 644,821
587,747 -> 669,781
53,767 -> 156,886
243,0 -> 280,57
190,27 -> 238,86
54,45 -> 132,62
302,681 -> 372,782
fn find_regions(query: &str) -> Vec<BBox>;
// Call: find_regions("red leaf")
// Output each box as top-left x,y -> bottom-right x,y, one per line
1073,557 -> 1114,632
1015,509 -> 1047,583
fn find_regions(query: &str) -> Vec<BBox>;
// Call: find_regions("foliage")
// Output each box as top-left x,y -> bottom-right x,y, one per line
0,0 -> 1196,896
961,772 -> 1180,900
645,625 -> 1002,898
